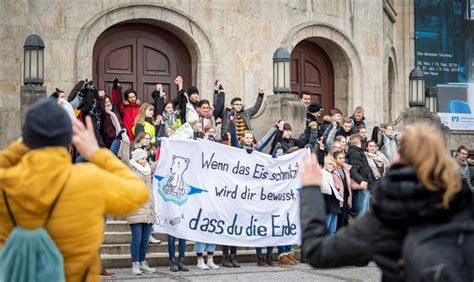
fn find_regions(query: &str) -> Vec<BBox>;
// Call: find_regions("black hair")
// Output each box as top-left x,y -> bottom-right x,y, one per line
197,99 -> 210,107
124,89 -> 137,100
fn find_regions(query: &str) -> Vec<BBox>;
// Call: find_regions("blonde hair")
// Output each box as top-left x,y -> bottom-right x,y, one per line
134,103 -> 154,125
399,123 -> 462,208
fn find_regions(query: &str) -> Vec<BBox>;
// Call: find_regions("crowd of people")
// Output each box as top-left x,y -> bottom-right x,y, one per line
0,74 -> 473,281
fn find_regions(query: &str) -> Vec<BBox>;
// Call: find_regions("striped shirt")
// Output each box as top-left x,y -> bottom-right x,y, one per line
235,114 -> 247,139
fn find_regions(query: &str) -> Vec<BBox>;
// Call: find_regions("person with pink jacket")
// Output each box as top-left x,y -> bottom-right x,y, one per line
332,151 -> 352,229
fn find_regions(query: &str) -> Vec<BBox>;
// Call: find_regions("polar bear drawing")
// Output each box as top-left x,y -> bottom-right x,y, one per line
163,155 -> 190,199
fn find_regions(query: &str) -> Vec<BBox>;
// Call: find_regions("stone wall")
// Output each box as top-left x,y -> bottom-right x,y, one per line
0,0 -> 409,148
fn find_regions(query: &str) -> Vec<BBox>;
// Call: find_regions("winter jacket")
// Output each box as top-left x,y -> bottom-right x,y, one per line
230,123 -> 278,152
126,162 -> 157,225
101,112 -> 121,148
271,126 -> 317,157
0,143 -> 149,282
346,145 -> 375,189
372,127 -> 401,163
176,89 -> 225,123
350,114 -> 365,133
133,118 -> 160,144
457,158 -> 473,191
222,93 -> 264,133
324,124 -> 352,152
120,103 -> 141,140
301,113 -> 320,149
300,164 -> 474,281
332,163 -> 352,208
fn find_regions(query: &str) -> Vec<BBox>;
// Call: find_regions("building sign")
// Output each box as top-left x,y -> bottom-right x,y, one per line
415,0 -> 467,87
415,0 -> 474,130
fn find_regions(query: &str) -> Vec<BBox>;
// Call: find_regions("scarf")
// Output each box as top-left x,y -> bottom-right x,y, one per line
106,107 -> 122,135
382,132 -> 399,163
365,151 -> 389,179
130,159 -> 151,176
196,107 -> 215,128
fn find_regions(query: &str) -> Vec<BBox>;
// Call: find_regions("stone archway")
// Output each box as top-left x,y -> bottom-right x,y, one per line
74,3 -> 215,98
384,45 -> 399,122
282,23 -> 363,116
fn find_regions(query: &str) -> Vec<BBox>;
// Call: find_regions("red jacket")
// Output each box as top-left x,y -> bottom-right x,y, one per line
120,103 -> 140,140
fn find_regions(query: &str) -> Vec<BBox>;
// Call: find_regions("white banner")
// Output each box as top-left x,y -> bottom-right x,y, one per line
153,139 -> 307,247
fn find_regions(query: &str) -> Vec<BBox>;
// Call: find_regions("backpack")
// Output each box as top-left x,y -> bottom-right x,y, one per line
0,183 -> 68,282
401,204 -> 474,281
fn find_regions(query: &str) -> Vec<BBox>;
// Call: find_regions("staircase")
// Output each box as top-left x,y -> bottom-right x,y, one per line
100,217 -> 299,268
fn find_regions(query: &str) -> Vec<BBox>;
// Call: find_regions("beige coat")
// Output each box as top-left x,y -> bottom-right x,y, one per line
126,162 -> 157,225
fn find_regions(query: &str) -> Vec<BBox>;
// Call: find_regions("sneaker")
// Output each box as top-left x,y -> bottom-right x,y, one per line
140,261 -> 156,273
149,236 -> 161,244
207,257 -> 220,269
197,258 -> 210,270
132,262 -> 142,275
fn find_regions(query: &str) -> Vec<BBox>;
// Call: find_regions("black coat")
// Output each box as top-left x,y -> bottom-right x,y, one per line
300,164 -> 474,281
346,145 -> 375,188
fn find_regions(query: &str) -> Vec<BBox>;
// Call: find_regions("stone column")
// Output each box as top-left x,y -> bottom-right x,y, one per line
392,107 -> 451,149
21,85 -> 47,125
252,94 -> 306,149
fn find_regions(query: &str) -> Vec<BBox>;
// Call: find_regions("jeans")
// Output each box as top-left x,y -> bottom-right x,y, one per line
194,242 -> 217,253
168,235 -> 186,259
109,139 -> 121,156
256,247 -> 273,257
326,213 -> 338,235
277,245 -> 292,255
222,246 -> 237,255
352,189 -> 371,217
130,223 -> 153,262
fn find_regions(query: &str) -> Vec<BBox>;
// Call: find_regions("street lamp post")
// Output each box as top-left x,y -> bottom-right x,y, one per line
272,47 -> 290,94
23,34 -> 45,86
408,67 -> 425,107
425,86 -> 438,114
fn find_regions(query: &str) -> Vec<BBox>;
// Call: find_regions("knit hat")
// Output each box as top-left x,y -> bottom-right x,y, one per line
131,149 -> 148,161
22,98 -> 72,149
308,103 -> 323,113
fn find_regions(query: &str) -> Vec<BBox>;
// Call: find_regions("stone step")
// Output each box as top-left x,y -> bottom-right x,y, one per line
101,241 -> 263,255
101,243 -> 195,255
104,232 -> 172,244
104,221 -> 129,232
100,250 -> 301,268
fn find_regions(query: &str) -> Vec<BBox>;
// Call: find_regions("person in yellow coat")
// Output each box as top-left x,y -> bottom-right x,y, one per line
0,98 -> 149,282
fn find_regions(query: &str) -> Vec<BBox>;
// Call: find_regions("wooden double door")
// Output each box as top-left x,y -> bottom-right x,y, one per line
93,23 -> 192,104
291,40 -> 334,112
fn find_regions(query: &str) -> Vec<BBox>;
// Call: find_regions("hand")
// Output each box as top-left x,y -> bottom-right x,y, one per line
257,83 -> 267,94
374,124 -> 380,128
174,76 -> 183,88
123,100 -> 130,106
98,90 -> 105,97
278,120 -> 285,131
360,181 -> 368,189
156,115 -> 163,124
317,137 -> 324,147
156,84 -> 163,91
72,116 -> 100,161
299,153 -> 322,187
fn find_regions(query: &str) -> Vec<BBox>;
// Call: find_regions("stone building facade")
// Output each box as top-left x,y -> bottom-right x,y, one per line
0,0 -> 414,148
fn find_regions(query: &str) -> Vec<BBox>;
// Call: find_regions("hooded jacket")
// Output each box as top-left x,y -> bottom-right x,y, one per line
301,164 -> 474,281
346,145 -> 375,188
0,143 -> 149,282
